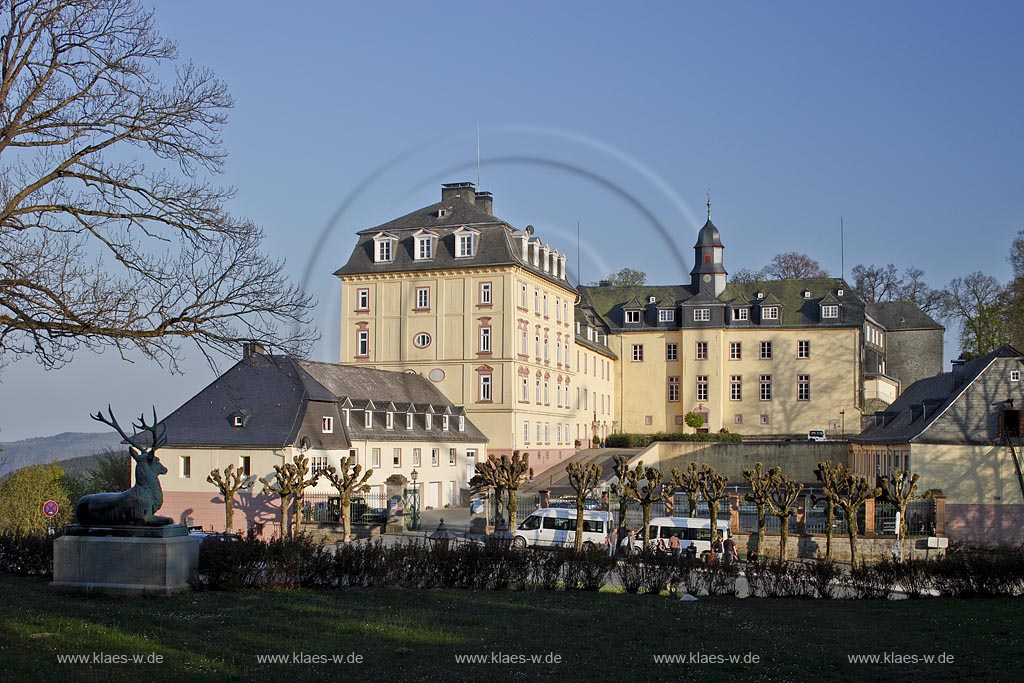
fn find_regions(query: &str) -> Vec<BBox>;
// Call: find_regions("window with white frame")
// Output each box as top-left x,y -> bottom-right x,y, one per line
442,414 -> 449,431
393,448 -> 401,467
729,341 -> 741,360
734,414 -> 743,425
762,306 -> 779,320
760,414 -> 770,425
798,374 -> 810,401
544,381 -> 549,404
645,415 -> 653,426
556,383 -> 562,407
668,376 -> 680,402
556,341 -> 562,364
414,332 -> 431,348
732,307 -> 748,321
431,448 -> 439,466
534,289 -> 540,313
521,376 -> 529,402
180,455 -> 191,478
693,308 -> 710,322
457,233 -> 474,257
375,239 -> 393,263
521,284 -> 528,308
696,341 -> 708,360
543,337 -> 549,361
696,375 -> 708,402
371,448 -> 381,468
625,310 -> 641,323
543,293 -> 548,317
480,282 -> 492,305
412,448 -> 421,467
759,375 -> 772,401
544,422 -> 550,443
415,287 -> 430,309
730,375 -> 742,401
406,412 -> 414,430
364,410 -> 372,428
659,309 -> 675,322
556,297 -> 561,321
821,305 -> 839,319
479,374 -> 492,401
322,416 -> 334,433
1012,369 -> 1021,382
458,415 -> 465,432
557,423 -> 562,443
480,326 -> 491,352
760,341 -> 773,360
357,330 -> 369,356
357,289 -> 369,311
535,335 -> 541,358
425,413 -> 432,430
385,412 -> 394,430
564,342 -> 570,368
536,421 -> 541,443
798,340 -> 810,358
632,344 -> 644,362
449,448 -> 456,466
666,343 -> 678,361
524,421 -> 530,443
415,235 -> 433,260
240,455 -> 251,476
535,379 -> 541,403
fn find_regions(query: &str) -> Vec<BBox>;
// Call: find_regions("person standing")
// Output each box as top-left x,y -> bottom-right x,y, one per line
711,535 -> 724,563
723,535 -> 737,563
669,532 -> 682,559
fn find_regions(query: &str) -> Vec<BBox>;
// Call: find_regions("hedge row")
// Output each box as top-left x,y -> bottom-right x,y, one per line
605,431 -> 743,448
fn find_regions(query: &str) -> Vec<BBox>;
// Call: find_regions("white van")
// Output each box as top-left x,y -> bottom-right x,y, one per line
637,517 -> 731,554
808,429 -> 827,442
514,507 -> 611,550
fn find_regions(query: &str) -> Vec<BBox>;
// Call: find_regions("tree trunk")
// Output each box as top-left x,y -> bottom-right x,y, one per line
756,505 -> 767,555
779,515 -> 788,560
341,493 -> 352,543
507,488 -> 519,530
225,497 -> 234,532
574,502 -> 585,552
846,510 -> 858,566
495,486 -> 506,526
642,503 -> 652,545
293,495 -> 303,536
282,495 -> 292,539
708,499 -> 720,530
825,500 -> 834,559
688,495 -> 698,518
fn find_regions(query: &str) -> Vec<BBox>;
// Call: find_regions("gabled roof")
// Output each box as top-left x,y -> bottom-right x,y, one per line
578,285 -> 691,331
866,301 -> 945,331
722,278 -> 865,328
852,345 -> 1024,445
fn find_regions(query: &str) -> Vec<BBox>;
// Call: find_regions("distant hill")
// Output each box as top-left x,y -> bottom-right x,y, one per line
0,431 -> 123,477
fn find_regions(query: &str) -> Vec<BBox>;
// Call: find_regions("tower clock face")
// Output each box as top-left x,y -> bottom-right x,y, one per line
702,274 -> 712,283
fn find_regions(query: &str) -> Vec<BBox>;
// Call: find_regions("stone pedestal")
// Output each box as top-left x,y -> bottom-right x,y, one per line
51,524 -> 199,595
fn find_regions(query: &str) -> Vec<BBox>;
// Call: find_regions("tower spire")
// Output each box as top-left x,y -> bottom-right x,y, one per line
706,189 -> 711,220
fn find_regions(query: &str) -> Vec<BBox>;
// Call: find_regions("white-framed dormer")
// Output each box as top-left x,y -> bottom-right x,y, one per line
424,406 -> 434,431
372,231 -> 398,263
363,401 -> 375,429
406,408 -> 414,430
322,416 -> 334,434
624,308 -> 642,324
458,414 -> 465,432
453,226 -> 480,258
821,303 -> 841,320
412,229 -> 438,261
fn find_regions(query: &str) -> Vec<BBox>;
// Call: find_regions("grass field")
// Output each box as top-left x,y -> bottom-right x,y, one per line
1,574 -> 1021,682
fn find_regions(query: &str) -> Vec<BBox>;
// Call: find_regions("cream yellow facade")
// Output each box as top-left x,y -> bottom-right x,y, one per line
611,326 -> 861,436
339,264 -> 579,474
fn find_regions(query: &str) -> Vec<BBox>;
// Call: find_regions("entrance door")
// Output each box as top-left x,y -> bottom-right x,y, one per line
427,481 -> 440,509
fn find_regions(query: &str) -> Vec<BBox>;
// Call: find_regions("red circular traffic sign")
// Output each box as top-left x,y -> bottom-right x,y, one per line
42,500 -> 59,518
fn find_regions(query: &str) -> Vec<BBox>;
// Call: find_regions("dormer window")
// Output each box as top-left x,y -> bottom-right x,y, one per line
372,232 -> 397,263
415,235 -> 434,260
732,307 -> 749,321
343,408 -> 350,427
693,309 -> 710,322
425,413 -> 433,430
648,296 -> 657,304
821,305 -> 840,319
406,412 -> 414,429
762,306 -> 779,320
658,309 -> 675,322
458,415 -> 465,432
364,410 -> 372,428
625,310 -> 641,324
453,227 -> 478,258
386,412 -> 394,430
803,290 -> 812,299
322,416 -> 334,434
756,291 -> 764,300
837,288 -> 844,297
232,415 -> 244,428
443,415 -> 450,431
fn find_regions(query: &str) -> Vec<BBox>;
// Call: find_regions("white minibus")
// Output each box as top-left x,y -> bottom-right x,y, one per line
636,516 -> 731,554
513,507 -> 611,550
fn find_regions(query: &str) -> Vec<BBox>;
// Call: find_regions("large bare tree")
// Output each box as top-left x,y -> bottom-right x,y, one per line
0,0 -> 314,372
759,252 -> 828,280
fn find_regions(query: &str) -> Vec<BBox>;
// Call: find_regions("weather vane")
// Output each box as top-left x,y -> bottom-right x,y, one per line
706,189 -> 711,220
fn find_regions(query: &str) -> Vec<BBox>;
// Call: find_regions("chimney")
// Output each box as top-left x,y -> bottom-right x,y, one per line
243,342 -> 265,359
476,191 -> 493,214
951,359 -> 967,390
598,280 -> 613,287
440,181 -> 476,205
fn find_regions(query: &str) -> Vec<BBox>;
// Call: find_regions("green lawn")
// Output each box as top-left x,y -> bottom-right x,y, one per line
0,575 -> 1021,682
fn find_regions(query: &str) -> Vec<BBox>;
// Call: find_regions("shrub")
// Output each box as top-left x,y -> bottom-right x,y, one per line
850,561 -> 897,599
747,559 -> 805,598
604,432 -> 742,448
930,548 -> 1024,597
563,547 -> 615,591
806,557 -> 843,599
693,561 -> 739,596
0,532 -> 55,576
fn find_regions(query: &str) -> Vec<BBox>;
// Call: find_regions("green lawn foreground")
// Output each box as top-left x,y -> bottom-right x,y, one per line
0,575 -> 1021,683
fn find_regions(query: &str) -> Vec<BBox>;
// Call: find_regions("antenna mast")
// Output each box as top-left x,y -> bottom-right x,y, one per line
476,125 -> 481,189
840,216 -> 845,280
577,220 -> 581,287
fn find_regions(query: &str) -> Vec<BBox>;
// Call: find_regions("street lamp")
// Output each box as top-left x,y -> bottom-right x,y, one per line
839,410 -> 845,437
410,468 -> 420,531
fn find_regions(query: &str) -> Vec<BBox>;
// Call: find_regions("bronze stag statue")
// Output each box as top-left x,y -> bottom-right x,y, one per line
75,407 -> 174,526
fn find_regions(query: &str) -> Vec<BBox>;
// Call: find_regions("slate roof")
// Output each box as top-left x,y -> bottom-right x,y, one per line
159,355 -> 488,449
578,278 -> 863,331
851,345 -> 1023,445
865,301 -> 945,331
158,355 -> 338,449
334,195 -> 575,294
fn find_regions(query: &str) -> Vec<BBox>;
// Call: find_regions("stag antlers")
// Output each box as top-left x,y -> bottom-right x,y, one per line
91,405 -> 167,459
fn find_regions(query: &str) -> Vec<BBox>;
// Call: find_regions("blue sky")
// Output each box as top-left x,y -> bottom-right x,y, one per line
2,1 -> 1023,441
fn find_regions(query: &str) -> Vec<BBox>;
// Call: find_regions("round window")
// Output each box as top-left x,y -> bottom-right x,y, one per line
428,368 -> 445,382
414,333 -> 431,348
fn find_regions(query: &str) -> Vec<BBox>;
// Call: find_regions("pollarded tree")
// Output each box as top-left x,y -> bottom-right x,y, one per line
207,463 -> 254,532
766,469 -> 804,560
813,460 -> 843,560
566,462 -> 603,551
320,455 -> 373,543
697,464 -> 729,532
670,462 -> 701,518
0,0 -> 315,373
611,454 -> 638,543
288,453 -> 320,537
259,462 -> 299,538
878,469 -> 932,559
470,456 -> 506,526
823,465 -> 881,566
742,462 -> 773,556
629,466 -> 669,546
500,451 -> 532,531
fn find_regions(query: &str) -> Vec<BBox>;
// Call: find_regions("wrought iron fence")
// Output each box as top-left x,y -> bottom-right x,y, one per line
300,492 -> 389,525
874,499 -> 935,536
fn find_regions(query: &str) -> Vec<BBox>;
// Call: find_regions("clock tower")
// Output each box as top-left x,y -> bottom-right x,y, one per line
690,197 -> 727,296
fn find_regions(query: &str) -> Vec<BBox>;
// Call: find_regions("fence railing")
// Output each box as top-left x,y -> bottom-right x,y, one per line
874,499 -> 935,536
300,492 -> 389,525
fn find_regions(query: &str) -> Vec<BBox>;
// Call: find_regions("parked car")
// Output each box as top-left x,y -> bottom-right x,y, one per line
514,507 -> 611,550
189,530 -> 242,546
808,429 -> 827,442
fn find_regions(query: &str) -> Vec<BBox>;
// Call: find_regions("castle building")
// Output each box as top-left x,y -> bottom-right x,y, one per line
337,183 -> 943,467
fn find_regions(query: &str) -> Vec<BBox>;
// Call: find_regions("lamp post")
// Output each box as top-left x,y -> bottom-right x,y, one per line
410,468 -> 420,531
839,410 -> 845,437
